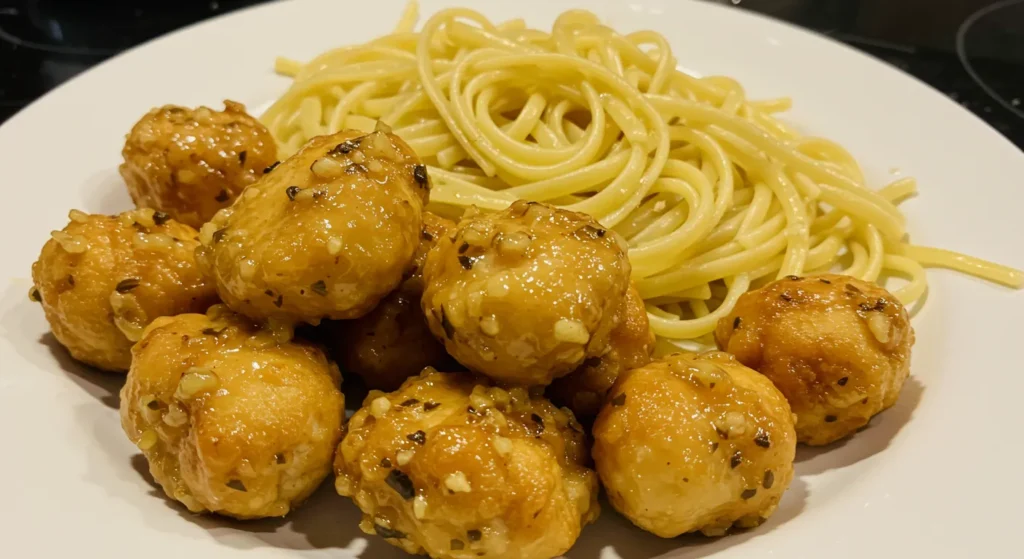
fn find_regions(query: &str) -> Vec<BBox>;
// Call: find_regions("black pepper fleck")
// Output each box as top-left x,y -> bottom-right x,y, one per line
440,307 -> 455,339
310,280 -> 328,296
276,453 -> 286,464
740,488 -> 757,500
711,442 -> 719,452
286,185 -> 301,201
825,415 -> 838,423
458,242 -> 470,254
152,211 -> 170,225
733,316 -> 741,329
238,150 -> 247,165
385,469 -> 415,500
263,161 -> 280,174
845,283 -> 862,294
716,427 -> 729,440
115,278 -> 141,293
29,287 -> 41,302
754,431 -> 771,448
407,430 -> 427,445
212,228 -> 228,243
215,189 -> 230,203
730,451 -> 742,469
424,402 -> 441,411
413,164 -> 428,187
467,529 -> 482,542
837,376 -> 849,386
146,399 -> 162,410
458,255 -> 475,270
374,524 -> 406,540
264,289 -> 274,297
763,470 -> 775,489
67,275 -> 75,287
400,399 -> 421,407
330,138 -> 361,155
467,406 -> 478,415
530,413 -> 546,430
274,295 -> 284,308
421,230 -> 434,241
611,393 -> 626,406
577,224 -> 607,240
226,479 -> 247,492
780,292 -> 793,302
380,457 -> 392,468
819,278 -> 832,284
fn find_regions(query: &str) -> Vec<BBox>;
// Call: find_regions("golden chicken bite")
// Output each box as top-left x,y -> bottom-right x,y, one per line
325,212 -> 456,391
335,369 -> 599,559
29,209 -> 218,371
593,351 -> 796,538
120,305 -> 344,519
714,274 -> 914,446
548,283 -> 655,423
195,129 -> 428,331
421,201 -> 631,386
119,101 -> 277,228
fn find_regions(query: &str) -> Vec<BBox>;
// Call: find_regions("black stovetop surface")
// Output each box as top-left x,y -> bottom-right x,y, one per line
1,0 -> 1022,148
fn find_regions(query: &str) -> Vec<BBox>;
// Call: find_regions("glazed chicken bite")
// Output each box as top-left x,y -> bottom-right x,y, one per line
593,351 -> 796,537
120,101 -> 277,228
548,283 -> 655,423
30,209 -> 218,371
325,212 -> 456,391
195,128 -> 429,332
714,274 -> 914,445
335,369 -> 599,559
120,305 -> 345,519
421,201 -> 631,386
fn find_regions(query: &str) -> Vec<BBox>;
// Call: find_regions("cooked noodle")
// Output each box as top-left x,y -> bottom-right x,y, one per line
261,1 -> 1022,343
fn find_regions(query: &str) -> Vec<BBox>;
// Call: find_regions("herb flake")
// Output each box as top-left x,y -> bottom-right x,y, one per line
407,430 -> 427,445
374,523 -> 406,540
385,469 -> 415,500
115,278 -> 141,293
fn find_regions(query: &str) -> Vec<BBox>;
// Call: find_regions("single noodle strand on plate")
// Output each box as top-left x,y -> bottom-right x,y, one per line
261,1 -> 1022,345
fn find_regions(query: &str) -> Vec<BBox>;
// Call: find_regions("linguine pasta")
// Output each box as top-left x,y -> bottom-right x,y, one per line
261,2 -> 1022,345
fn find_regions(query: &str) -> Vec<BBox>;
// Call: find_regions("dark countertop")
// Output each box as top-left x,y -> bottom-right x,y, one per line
1,0 -> 1021,148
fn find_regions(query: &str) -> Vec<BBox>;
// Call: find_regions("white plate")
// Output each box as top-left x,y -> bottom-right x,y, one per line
1,0 -> 1022,557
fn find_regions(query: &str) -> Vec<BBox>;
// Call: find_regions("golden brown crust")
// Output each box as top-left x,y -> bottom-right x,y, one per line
592,351 -> 796,538
119,101 -> 277,228
714,274 -> 914,445
195,129 -> 428,327
325,212 -> 456,391
548,283 -> 654,422
335,369 -> 599,558
30,209 -> 218,371
119,306 -> 345,519
421,201 -> 631,386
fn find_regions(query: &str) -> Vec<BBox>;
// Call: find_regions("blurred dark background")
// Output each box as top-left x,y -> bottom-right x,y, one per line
0,0 -> 1021,148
